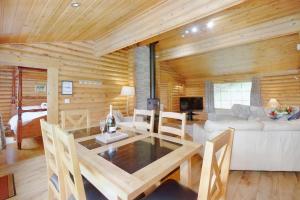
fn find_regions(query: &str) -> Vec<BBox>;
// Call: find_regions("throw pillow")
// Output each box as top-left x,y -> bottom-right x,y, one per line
288,111 -> 300,121
231,104 -> 250,120
249,106 -> 269,121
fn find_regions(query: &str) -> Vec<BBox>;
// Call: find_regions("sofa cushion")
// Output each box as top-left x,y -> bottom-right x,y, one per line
231,104 -> 251,120
288,111 -> 300,121
263,119 -> 300,131
248,106 -> 270,121
204,120 -> 263,132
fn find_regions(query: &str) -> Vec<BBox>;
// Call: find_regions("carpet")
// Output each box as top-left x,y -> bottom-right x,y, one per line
0,174 -> 16,200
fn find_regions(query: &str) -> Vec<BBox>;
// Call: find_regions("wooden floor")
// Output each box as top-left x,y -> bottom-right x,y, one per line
0,143 -> 300,200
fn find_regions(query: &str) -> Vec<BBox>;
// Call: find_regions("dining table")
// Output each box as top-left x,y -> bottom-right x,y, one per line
69,126 -> 202,200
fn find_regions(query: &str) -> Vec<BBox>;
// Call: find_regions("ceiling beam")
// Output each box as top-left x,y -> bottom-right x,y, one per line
94,0 -> 245,57
0,51 -> 60,69
159,13 -> 300,61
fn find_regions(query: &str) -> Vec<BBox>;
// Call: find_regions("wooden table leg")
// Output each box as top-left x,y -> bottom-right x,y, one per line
180,157 -> 192,188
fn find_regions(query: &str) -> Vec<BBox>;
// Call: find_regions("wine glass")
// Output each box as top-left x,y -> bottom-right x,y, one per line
99,120 -> 106,134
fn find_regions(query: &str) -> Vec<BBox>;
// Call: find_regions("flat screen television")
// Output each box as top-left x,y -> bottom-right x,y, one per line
180,97 -> 203,112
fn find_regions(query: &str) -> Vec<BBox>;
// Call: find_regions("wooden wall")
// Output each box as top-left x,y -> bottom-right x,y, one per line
0,41 -> 134,126
0,67 -> 47,125
158,62 -> 185,112
161,34 -> 300,111
261,73 -> 300,107
183,71 -> 300,110
22,70 -> 47,106
0,66 -> 13,125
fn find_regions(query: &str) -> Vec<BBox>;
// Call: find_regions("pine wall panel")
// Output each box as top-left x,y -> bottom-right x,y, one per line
0,67 -> 13,125
0,41 -> 134,126
0,67 -> 47,125
261,73 -> 300,106
159,62 -> 185,112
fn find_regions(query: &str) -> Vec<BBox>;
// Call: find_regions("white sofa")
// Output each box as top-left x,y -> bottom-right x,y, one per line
193,105 -> 300,171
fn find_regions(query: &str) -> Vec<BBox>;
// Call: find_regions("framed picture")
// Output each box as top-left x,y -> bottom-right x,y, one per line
61,80 -> 73,95
35,84 -> 47,93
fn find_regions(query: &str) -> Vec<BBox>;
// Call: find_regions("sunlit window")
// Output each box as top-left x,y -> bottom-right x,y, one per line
214,82 -> 252,109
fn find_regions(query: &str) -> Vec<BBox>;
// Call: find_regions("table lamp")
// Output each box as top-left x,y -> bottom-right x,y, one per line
267,98 -> 280,108
121,86 -> 135,116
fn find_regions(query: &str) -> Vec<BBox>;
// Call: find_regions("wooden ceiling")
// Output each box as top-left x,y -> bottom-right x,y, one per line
165,34 -> 300,78
155,0 -> 300,52
153,0 -> 300,77
0,0 -> 243,55
0,0 -> 161,44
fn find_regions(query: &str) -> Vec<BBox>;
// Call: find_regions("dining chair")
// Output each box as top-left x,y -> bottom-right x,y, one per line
40,119 -> 65,200
61,109 -> 90,133
142,128 -> 234,200
54,126 -> 107,200
133,109 -> 155,132
158,111 -> 186,139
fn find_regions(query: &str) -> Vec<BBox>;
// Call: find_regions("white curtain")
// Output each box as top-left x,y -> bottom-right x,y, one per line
250,77 -> 262,106
205,80 -> 215,113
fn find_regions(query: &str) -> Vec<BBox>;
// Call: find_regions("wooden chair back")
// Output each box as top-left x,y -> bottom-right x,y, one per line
158,111 -> 186,139
54,126 -> 86,200
133,109 -> 155,132
198,128 -> 234,200
40,119 -> 65,199
61,110 -> 90,133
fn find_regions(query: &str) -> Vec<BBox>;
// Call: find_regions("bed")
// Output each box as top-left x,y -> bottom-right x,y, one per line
9,106 -> 47,134
10,67 -> 47,149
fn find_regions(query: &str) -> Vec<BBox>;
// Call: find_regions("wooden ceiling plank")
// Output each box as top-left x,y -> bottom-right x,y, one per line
166,34 -> 299,78
46,0 -> 102,42
9,0 -> 35,43
34,0 -> 71,42
75,0 -> 164,42
61,0 -> 124,41
159,13 -> 300,61
157,0 -> 300,50
94,0 -> 245,56
66,0 -> 157,41
37,0 -> 79,42
2,0 -> 18,35
26,0 -> 59,42
19,0 -> 47,43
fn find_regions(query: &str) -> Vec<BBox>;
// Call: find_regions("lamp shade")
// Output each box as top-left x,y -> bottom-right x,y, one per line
121,86 -> 135,96
267,98 -> 280,108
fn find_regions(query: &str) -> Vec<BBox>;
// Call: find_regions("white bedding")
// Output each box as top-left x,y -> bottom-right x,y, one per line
9,106 -> 47,133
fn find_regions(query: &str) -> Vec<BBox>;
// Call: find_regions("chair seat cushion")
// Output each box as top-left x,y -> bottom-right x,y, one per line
68,180 -> 108,200
84,180 -> 108,200
50,174 -> 59,192
143,179 -> 197,200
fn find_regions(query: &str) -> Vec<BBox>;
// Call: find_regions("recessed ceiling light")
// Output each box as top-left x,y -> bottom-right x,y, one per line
206,21 -> 214,29
185,30 -> 190,34
191,26 -> 198,33
71,2 -> 80,7
181,34 -> 185,38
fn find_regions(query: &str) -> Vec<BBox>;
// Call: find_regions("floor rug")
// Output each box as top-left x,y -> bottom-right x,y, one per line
0,174 -> 16,200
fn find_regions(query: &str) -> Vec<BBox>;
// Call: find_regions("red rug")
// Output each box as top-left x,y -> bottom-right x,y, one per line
0,174 -> 16,200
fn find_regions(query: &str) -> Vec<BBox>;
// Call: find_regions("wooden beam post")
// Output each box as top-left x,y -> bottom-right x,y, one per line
47,68 -> 59,124
17,67 -> 23,149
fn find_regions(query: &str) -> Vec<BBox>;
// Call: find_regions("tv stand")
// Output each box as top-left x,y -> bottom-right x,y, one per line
186,111 -> 195,121
184,111 -> 208,121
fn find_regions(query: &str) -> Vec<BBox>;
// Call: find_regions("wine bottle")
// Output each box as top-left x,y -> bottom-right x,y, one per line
106,105 -> 116,133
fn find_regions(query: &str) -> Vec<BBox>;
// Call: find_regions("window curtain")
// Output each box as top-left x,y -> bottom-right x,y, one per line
0,113 -> 6,150
250,77 -> 262,106
205,80 -> 215,113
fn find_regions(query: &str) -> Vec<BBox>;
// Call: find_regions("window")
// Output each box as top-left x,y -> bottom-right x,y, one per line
214,82 -> 252,109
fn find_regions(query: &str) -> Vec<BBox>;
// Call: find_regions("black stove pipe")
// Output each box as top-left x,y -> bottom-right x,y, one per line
149,42 -> 158,99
